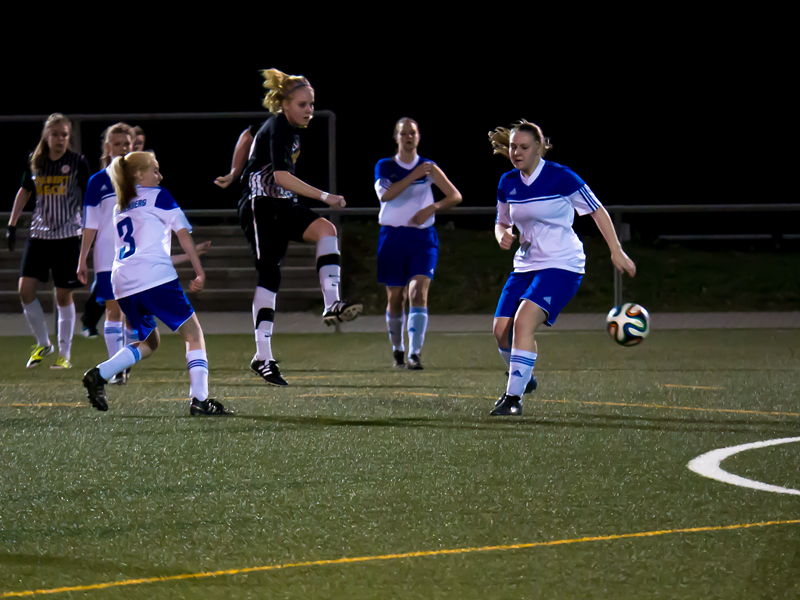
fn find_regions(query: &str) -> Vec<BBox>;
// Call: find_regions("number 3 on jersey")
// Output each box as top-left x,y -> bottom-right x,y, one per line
117,217 -> 136,259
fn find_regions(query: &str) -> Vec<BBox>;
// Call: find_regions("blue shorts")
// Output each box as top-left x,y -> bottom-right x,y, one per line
494,268 -> 583,326
116,278 -> 195,341
377,226 -> 438,287
95,271 -> 115,303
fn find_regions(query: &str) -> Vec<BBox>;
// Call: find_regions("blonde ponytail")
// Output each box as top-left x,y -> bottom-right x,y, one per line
488,120 -> 553,158
261,68 -> 312,113
108,151 -> 154,211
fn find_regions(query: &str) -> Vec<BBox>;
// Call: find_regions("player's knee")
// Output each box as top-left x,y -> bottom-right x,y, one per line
55,289 -> 73,307
143,329 -> 160,353
320,219 -> 337,238
493,320 -> 511,346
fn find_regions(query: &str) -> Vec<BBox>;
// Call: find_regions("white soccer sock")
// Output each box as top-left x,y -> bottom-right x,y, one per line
506,350 -> 537,397
104,321 -> 124,359
186,349 -> 209,402
57,303 -> 76,359
498,347 -> 511,368
408,308 -> 428,355
98,345 -> 141,381
316,235 -> 341,310
22,299 -> 50,347
386,311 -> 405,352
253,286 -> 275,362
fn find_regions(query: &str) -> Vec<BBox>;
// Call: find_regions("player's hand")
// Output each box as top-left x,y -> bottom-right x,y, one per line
410,162 -> 433,180
410,206 -> 436,226
6,225 -> 16,251
498,230 -> 517,250
612,249 -> 636,277
325,194 -> 346,209
77,261 -> 89,285
189,273 -> 205,293
195,241 -> 211,255
213,173 -> 235,189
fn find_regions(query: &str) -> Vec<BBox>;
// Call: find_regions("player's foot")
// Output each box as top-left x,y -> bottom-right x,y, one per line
50,356 -> 72,370
109,371 -> 126,385
407,353 -> 423,370
250,357 -> 288,386
322,300 -> 363,327
190,397 -> 232,416
81,326 -> 99,339
392,350 -> 405,368
26,344 -> 54,368
490,393 -> 522,416
82,367 -> 108,412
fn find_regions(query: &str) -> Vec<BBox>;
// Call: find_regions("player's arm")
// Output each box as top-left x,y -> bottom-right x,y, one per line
494,194 -> 515,250
172,241 -> 211,265
77,228 -> 97,284
409,165 -> 463,225
214,128 -> 254,188
175,229 -> 205,292
6,188 -> 31,250
380,162 -> 433,202
273,171 -> 346,208
589,206 -> 636,277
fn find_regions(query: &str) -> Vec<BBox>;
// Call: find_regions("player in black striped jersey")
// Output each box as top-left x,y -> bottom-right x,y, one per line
238,68 -> 362,386
6,113 -> 91,369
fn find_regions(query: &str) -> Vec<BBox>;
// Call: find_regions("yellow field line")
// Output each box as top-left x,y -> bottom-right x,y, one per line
664,384 -> 725,390
3,519 -> 798,597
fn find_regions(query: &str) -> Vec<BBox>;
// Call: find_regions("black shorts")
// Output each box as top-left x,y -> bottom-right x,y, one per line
239,196 -> 320,277
20,236 -> 83,289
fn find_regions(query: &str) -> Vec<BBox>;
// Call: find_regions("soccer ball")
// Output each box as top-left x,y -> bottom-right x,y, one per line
606,303 -> 650,346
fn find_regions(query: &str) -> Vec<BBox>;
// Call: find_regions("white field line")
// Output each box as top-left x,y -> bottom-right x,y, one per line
687,437 -> 800,495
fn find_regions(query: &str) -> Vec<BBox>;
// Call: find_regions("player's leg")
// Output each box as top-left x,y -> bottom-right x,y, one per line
301,214 -> 362,326
406,275 -> 431,370
103,299 -> 128,384
50,237 -> 83,369
378,225 -> 409,367
81,278 -> 105,338
386,286 -> 407,367
493,271 -> 533,373
493,317 -> 513,369
19,237 -> 54,366
52,288 -> 76,369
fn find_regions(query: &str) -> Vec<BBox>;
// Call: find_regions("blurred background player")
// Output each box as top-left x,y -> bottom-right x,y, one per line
488,120 -> 636,416
374,118 -> 462,369
81,151 -> 229,415
239,68 -> 362,386
214,122 -> 263,190
6,113 -> 91,369
131,126 -> 146,152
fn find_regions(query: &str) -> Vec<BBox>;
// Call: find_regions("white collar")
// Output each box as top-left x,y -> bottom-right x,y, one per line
520,159 -> 546,186
394,154 -> 419,170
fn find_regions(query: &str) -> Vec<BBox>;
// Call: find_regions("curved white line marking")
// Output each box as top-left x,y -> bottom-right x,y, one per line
688,437 -> 800,495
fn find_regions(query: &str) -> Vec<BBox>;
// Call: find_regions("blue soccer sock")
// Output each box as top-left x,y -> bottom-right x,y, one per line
408,307 -> 428,355
386,311 -> 405,352
186,349 -> 209,402
98,345 -> 141,381
506,349 -> 537,397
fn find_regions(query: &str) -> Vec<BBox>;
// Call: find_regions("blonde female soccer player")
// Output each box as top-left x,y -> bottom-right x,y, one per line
489,120 -> 636,416
239,68 -> 362,386
81,151 -> 230,416
374,118 -> 462,369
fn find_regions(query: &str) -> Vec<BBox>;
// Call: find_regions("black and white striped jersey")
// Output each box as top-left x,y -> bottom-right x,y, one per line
21,150 -> 91,239
241,113 -> 300,206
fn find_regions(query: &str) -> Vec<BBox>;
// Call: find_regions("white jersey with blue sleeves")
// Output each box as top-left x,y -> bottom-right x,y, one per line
374,155 -> 436,228
111,186 -> 191,299
496,160 -> 601,274
83,168 -> 118,273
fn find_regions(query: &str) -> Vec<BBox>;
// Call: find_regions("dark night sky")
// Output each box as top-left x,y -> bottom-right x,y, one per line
0,30 -> 788,233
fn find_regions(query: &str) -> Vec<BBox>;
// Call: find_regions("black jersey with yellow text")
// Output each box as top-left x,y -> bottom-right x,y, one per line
21,149 -> 91,240
241,113 -> 300,205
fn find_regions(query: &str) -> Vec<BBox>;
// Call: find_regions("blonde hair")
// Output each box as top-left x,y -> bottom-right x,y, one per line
488,119 -> 552,159
31,113 -> 72,175
260,68 -> 312,113
100,122 -> 134,168
108,151 -> 156,211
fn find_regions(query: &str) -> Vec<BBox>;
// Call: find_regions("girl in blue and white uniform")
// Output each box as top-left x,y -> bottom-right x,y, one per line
374,118 -> 462,369
81,151 -> 230,416
489,120 -> 636,416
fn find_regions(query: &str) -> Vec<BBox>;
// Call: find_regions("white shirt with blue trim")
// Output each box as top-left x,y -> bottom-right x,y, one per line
496,159 -> 601,274
374,155 -> 436,228
111,186 -> 192,299
83,169 -> 118,273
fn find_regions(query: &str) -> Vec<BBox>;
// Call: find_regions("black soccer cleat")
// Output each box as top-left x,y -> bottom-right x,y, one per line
393,350 -> 406,368
407,353 -> 423,370
82,367 -> 108,412
251,357 -> 288,386
322,300 -> 363,327
190,397 -> 232,416
490,393 -> 522,416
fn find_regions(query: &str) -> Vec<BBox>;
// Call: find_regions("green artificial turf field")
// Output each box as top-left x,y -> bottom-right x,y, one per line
1,330 -> 799,598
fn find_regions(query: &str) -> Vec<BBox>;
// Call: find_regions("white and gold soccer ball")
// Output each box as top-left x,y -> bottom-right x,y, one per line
606,303 -> 650,346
